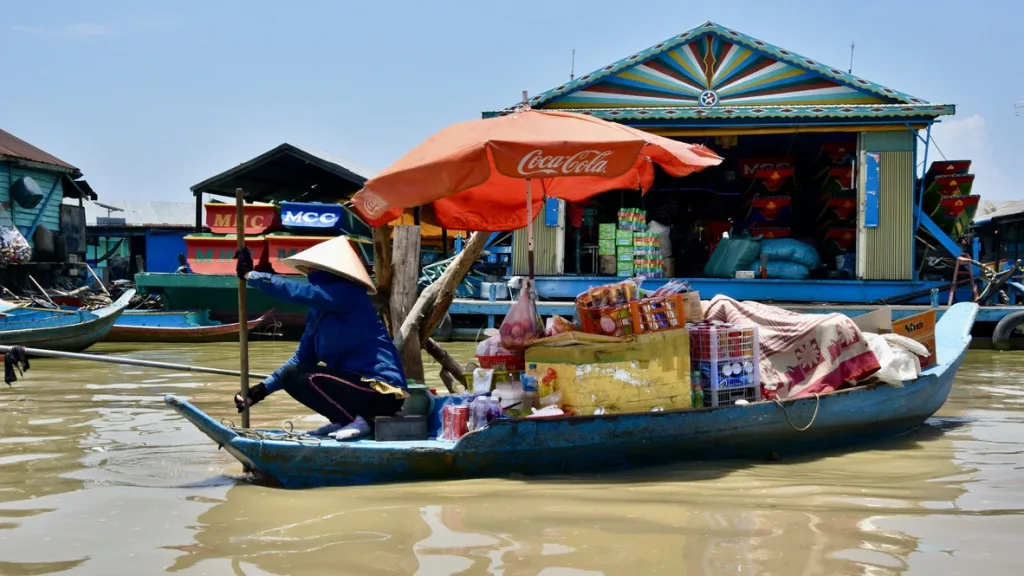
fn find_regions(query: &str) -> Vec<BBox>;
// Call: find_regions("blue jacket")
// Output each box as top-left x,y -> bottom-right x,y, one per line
247,270 -> 407,394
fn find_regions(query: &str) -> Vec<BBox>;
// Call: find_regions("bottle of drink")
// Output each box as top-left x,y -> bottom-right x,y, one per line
521,364 -> 540,413
692,384 -> 704,409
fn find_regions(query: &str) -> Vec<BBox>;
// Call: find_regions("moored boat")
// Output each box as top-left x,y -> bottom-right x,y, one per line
0,290 -> 135,353
165,301 -> 978,489
106,309 -> 273,343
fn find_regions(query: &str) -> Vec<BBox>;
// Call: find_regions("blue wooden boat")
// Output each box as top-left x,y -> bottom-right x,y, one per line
164,302 -> 978,489
0,290 -> 135,353
106,309 -> 272,343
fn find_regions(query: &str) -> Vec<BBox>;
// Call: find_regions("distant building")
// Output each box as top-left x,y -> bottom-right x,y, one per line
0,128 -> 97,290
62,199 -> 200,279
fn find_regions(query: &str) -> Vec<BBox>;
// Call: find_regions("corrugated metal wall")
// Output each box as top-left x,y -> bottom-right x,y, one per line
512,201 -> 565,276
860,130 -> 915,279
0,161 -> 65,248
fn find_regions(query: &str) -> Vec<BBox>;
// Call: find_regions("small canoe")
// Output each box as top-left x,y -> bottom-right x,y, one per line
106,310 -> 273,343
166,302 -> 979,489
0,290 -> 135,353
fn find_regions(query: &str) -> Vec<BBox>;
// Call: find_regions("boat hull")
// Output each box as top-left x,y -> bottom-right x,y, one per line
0,290 -> 135,353
106,310 -> 271,343
165,302 -> 978,489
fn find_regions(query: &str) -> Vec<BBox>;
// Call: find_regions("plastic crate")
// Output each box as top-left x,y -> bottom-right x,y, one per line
629,294 -> 686,334
687,322 -> 761,408
475,354 -> 525,372
576,303 -> 637,337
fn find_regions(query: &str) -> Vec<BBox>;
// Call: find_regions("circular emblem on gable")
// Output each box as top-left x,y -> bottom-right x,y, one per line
699,90 -> 719,108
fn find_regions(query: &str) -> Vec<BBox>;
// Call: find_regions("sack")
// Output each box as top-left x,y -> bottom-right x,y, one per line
704,234 -> 761,278
760,238 -> 821,269
499,283 -> 543,350
0,225 -> 32,265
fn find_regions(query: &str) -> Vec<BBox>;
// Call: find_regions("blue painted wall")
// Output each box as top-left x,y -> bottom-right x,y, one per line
145,230 -> 188,273
0,160 -> 65,247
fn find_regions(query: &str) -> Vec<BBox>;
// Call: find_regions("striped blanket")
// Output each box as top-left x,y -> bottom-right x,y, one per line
704,296 -> 880,400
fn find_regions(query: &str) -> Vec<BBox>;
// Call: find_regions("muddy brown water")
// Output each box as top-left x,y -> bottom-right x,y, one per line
0,342 -> 1021,575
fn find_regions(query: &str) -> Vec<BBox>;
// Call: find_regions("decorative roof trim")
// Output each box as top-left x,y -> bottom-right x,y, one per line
522,21 -> 928,110
484,104 -> 954,121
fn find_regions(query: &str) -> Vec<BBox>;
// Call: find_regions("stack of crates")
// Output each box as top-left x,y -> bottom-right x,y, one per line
633,232 -> 664,278
687,321 -> 761,407
615,229 -> 634,277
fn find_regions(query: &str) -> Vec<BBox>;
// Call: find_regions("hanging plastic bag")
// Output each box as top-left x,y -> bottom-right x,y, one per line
499,280 -> 543,350
0,225 -> 32,265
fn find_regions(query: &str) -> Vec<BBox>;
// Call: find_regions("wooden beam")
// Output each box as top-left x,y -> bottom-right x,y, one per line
393,231 -> 488,353
372,225 -> 394,330
390,225 -> 424,382
423,337 -> 467,387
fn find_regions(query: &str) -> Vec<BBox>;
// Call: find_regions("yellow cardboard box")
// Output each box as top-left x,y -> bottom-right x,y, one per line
525,328 -> 691,415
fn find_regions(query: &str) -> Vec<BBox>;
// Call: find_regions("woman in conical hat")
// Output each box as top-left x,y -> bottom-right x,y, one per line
233,236 -> 407,439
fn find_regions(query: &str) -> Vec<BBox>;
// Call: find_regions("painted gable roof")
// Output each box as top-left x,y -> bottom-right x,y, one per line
516,21 -> 948,120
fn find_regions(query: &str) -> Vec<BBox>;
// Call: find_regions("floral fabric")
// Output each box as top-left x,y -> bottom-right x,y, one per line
704,296 -> 880,399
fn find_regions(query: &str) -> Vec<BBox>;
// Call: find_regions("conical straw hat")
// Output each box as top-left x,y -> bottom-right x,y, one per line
281,236 -> 377,294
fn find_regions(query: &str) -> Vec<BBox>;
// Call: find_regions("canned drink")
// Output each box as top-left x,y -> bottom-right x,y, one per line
450,405 -> 469,440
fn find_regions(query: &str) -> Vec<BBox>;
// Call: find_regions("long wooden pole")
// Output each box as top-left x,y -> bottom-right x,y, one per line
0,345 -> 271,379
85,264 -> 111,296
28,275 -> 57,307
235,188 -> 251,428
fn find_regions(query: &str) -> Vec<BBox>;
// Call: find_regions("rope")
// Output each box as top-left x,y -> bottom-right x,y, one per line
220,419 -> 324,445
772,393 -> 820,432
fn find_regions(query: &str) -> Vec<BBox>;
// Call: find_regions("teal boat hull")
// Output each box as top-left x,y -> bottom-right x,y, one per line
0,290 -> 135,352
166,302 -> 978,489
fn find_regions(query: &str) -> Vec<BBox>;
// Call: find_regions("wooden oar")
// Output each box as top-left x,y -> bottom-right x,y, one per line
0,345 -> 271,379
235,188 -> 251,428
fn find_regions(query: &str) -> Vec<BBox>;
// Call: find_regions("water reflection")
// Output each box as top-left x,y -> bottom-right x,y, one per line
0,346 -> 1020,575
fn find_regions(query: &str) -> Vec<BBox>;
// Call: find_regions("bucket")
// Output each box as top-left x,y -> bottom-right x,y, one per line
402,382 -> 434,416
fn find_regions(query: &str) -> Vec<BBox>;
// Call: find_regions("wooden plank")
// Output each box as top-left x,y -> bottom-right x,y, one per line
391,225 -> 424,382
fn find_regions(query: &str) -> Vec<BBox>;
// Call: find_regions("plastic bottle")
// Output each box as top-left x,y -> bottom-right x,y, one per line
521,364 -> 540,413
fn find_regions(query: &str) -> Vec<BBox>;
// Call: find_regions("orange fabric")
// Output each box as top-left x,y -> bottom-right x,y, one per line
352,109 -> 722,231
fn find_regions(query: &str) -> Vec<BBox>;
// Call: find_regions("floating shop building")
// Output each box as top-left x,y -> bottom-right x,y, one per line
475,20 -> 992,306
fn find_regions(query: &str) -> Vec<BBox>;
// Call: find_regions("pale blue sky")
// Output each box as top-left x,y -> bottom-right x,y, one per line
2,0 -> 1020,202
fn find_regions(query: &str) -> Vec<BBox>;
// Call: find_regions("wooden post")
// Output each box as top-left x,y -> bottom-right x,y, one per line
394,231 -> 489,353
372,225 -> 394,330
391,225 -> 425,382
235,188 -> 251,429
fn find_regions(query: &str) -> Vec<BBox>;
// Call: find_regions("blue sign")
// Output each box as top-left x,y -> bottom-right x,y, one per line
279,201 -> 346,232
544,198 -> 560,227
864,152 -> 881,228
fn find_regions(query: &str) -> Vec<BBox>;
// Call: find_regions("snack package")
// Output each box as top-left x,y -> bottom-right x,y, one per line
499,283 -> 543,350
545,315 -> 576,337
476,334 -> 513,357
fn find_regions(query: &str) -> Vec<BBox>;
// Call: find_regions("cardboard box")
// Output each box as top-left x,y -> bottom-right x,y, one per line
852,307 -> 937,368
615,230 -> 634,247
681,291 -> 703,323
617,250 -> 635,262
598,223 -> 617,239
526,328 -> 692,415
892,309 -> 937,368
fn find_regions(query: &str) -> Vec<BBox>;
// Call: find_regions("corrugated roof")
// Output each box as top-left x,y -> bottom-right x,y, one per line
974,200 -> 1024,226
0,128 -> 78,173
62,199 -> 199,228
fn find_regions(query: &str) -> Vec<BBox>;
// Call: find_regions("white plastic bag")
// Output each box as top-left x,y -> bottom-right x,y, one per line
865,332 -> 923,387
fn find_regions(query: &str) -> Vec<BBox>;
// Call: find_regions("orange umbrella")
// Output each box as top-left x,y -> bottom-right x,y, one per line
351,105 -> 722,276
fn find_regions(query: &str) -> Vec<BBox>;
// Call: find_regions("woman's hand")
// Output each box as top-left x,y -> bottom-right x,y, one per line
234,247 -> 254,279
233,382 -> 269,413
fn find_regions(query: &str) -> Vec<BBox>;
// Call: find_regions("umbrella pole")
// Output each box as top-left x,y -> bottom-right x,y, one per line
526,178 -> 535,281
